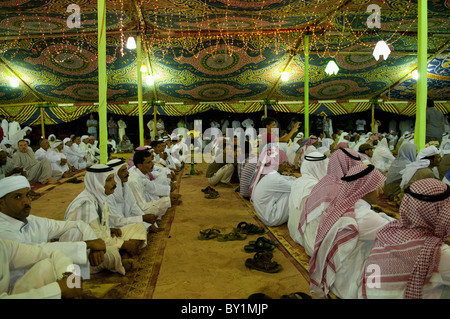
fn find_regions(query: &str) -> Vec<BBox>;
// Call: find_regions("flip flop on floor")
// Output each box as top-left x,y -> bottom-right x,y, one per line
235,221 -> 266,235
217,231 -> 247,242
280,292 -> 312,299
244,237 -> 277,253
201,186 -> 215,193
205,192 -> 220,199
248,236 -> 277,247
198,228 -> 221,240
245,251 -> 282,273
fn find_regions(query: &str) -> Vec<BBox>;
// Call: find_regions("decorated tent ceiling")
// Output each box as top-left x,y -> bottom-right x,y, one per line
0,0 -> 449,124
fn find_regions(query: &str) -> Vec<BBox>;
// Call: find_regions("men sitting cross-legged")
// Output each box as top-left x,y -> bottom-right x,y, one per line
0,238 -> 82,299
65,164 -> 148,275
63,137 -> 87,170
12,139 -> 61,185
127,150 -> 173,232
0,175 -> 104,285
106,158 -> 159,232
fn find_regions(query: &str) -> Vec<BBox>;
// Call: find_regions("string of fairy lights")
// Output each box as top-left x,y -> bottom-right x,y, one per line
0,0 -> 427,88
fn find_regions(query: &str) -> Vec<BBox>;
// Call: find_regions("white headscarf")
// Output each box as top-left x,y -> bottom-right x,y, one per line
371,137 -> 396,172
400,146 -> 440,189
290,151 -> 328,210
64,164 -> 114,224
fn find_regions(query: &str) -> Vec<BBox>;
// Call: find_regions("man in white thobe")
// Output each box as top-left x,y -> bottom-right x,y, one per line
64,137 -> 87,170
0,238 -> 82,299
127,150 -> 172,231
252,154 -> 297,227
8,117 -> 21,143
0,176 -> 103,286
107,159 -> 159,232
65,164 -> 148,275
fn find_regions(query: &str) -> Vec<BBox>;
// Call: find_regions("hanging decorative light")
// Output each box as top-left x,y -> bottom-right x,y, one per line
140,63 -> 147,73
146,75 -> 155,86
9,77 -> 20,88
412,70 -> 418,80
325,60 -> 339,75
126,36 -> 137,49
373,41 -> 391,61
281,71 -> 290,82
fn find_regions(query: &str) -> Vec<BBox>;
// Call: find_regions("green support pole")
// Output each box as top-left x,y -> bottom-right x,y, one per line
98,0 -> 108,164
304,34 -> 310,138
137,35 -> 144,147
414,0 -> 427,151
40,107 -> 45,139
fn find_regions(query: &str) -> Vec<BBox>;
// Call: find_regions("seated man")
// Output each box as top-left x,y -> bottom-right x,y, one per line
250,146 -> 299,227
107,159 -> 159,232
0,148 -> 25,180
65,164 -> 148,275
0,238 -> 82,299
0,175 -> 105,282
205,143 -> 237,187
12,139 -> 61,184
117,135 -> 134,153
63,137 -> 87,170
308,164 -> 395,299
360,178 -> 450,299
127,150 -> 173,232
400,145 -> 441,191
47,140 -> 73,178
358,143 -> 374,164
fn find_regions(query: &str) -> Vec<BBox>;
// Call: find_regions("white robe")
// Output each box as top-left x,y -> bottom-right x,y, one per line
1,119 -> 8,139
252,171 -> 296,227
311,199 -> 395,299
118,120 -> 127,141
127,167 -> 171,218
8,121 -> 21,144
65,145 -> 87,170
0,212 -> 96,283
0,238 -> 72,299
65,192 -> 147,275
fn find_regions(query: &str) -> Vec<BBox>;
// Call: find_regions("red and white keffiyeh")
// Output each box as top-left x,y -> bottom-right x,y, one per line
362,178 -> 450,299
298,147 -> 362,235
308,163 -> 386,297
249,144 -> 288,201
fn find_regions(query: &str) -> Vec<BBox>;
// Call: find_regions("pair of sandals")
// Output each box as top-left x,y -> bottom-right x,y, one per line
245,250 -> 282,273
198,228 -> 247,241
202,186 -> 220,199
244,237 -> 278,253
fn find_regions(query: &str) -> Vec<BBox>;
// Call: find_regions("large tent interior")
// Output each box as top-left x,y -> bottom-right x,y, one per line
1,0 -> 450,301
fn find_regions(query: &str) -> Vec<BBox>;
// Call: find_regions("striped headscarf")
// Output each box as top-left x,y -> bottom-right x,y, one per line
362,178 -> 450,299
298,147 -> 363,235
309,164 -> 386,297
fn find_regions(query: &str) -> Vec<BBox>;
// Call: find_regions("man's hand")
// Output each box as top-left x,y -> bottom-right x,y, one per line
88,250 -> 105,266
120,239 -> 142,257
85,238 -> 106,251
293,122 -> 302,130
143,214 -> 158,224
110,228 -> 122,238
60,158 -> 67,166
57,275 -> 83,299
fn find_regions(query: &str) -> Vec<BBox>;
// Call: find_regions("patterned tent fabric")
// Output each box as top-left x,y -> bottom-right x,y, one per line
0,0 -> 448,112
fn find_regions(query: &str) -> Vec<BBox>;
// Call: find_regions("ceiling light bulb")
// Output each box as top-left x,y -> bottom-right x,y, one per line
412,70 -> 418,80
140,64 -> 147,73
281,71 -> 290,82
325,60 -> 339,75
10,78 -> 19,88
126,36 -> 136,50
373,41 -> 391,61
146,75 -> 154,86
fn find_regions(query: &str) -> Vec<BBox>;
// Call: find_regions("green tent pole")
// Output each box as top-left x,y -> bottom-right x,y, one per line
137,35 -> 144,147
414,0 -> 427,151
98,0 -> 108,164
40,107 -> 45,139
304,34 -> 310,138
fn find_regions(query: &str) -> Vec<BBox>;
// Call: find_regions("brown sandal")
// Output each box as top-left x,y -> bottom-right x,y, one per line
245,251 -> 282,273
